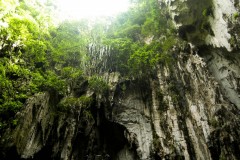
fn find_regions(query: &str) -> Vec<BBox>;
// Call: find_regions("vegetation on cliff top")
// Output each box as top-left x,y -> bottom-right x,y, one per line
0,0 -> 176,132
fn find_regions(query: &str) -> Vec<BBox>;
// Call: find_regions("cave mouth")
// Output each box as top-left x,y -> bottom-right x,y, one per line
97,103 -> 138,159
0,146 -> 21,160
99,120 -> 138,160
0,101 -> 138,160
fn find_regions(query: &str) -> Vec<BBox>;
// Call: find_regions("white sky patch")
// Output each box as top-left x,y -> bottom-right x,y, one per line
54,0 -> 130,20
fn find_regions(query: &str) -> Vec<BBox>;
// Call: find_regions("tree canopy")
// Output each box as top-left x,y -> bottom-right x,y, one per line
0,0 -> 177,132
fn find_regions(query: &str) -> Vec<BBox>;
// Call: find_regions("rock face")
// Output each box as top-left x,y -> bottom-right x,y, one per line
1,0 -> 240,160
110,49 -> 240,159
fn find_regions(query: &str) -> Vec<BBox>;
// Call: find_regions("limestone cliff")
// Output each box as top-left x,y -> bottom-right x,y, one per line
1,0 -> 240,160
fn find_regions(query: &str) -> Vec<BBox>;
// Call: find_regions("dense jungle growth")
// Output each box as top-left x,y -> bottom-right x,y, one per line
0,0 -> 176,134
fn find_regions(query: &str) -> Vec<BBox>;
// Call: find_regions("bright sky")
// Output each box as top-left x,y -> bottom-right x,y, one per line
54,0 -> 130,19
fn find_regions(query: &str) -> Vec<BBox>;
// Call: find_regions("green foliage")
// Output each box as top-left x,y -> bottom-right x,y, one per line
128,38 -> 174,77
0,0 -> 177,133
118,24 -> 141,40
104,0 -> 176,77
88,76 -> 109,94
103,38 -> 134,74
58,95 -> 92,111
202,7 -> 213,17
0,0 -> 62,132
141,0 -> 168,37
58,97 -> 79,111
233,12 -> 239,20
49,20 -> 89,68
210,118 -> 218,128
120,83 -> 127,91
43,70 -> 67,94
202,9 -> 208,17
82,110 -> 93,120
61,67 -> 83,80
128,44 -> 156,76
12,119 -> 18,126
79,95 -> 92,108
0,62 -> 31,129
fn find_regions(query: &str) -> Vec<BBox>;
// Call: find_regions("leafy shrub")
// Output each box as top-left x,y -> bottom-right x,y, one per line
58,97 -> 79,111
233,12 -> 239,20
88,76 -> 109,94
79,95 -> 92,108
43,70 -> 67,95
58,95 -> 92,111
61,67 -> 83,80
128,39 -> 174,77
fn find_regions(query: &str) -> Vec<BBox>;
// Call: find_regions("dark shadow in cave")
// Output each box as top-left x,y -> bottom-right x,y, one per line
97,104 -> 139,160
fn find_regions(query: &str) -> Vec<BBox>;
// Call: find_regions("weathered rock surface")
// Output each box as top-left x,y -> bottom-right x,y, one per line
2,48 -> 239,159
1,0 -> 240,159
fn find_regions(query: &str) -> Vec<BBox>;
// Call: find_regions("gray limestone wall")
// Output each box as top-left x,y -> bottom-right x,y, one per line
1,0 -> 240,159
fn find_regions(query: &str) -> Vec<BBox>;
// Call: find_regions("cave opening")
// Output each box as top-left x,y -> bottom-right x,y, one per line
96,104 -> 138,160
